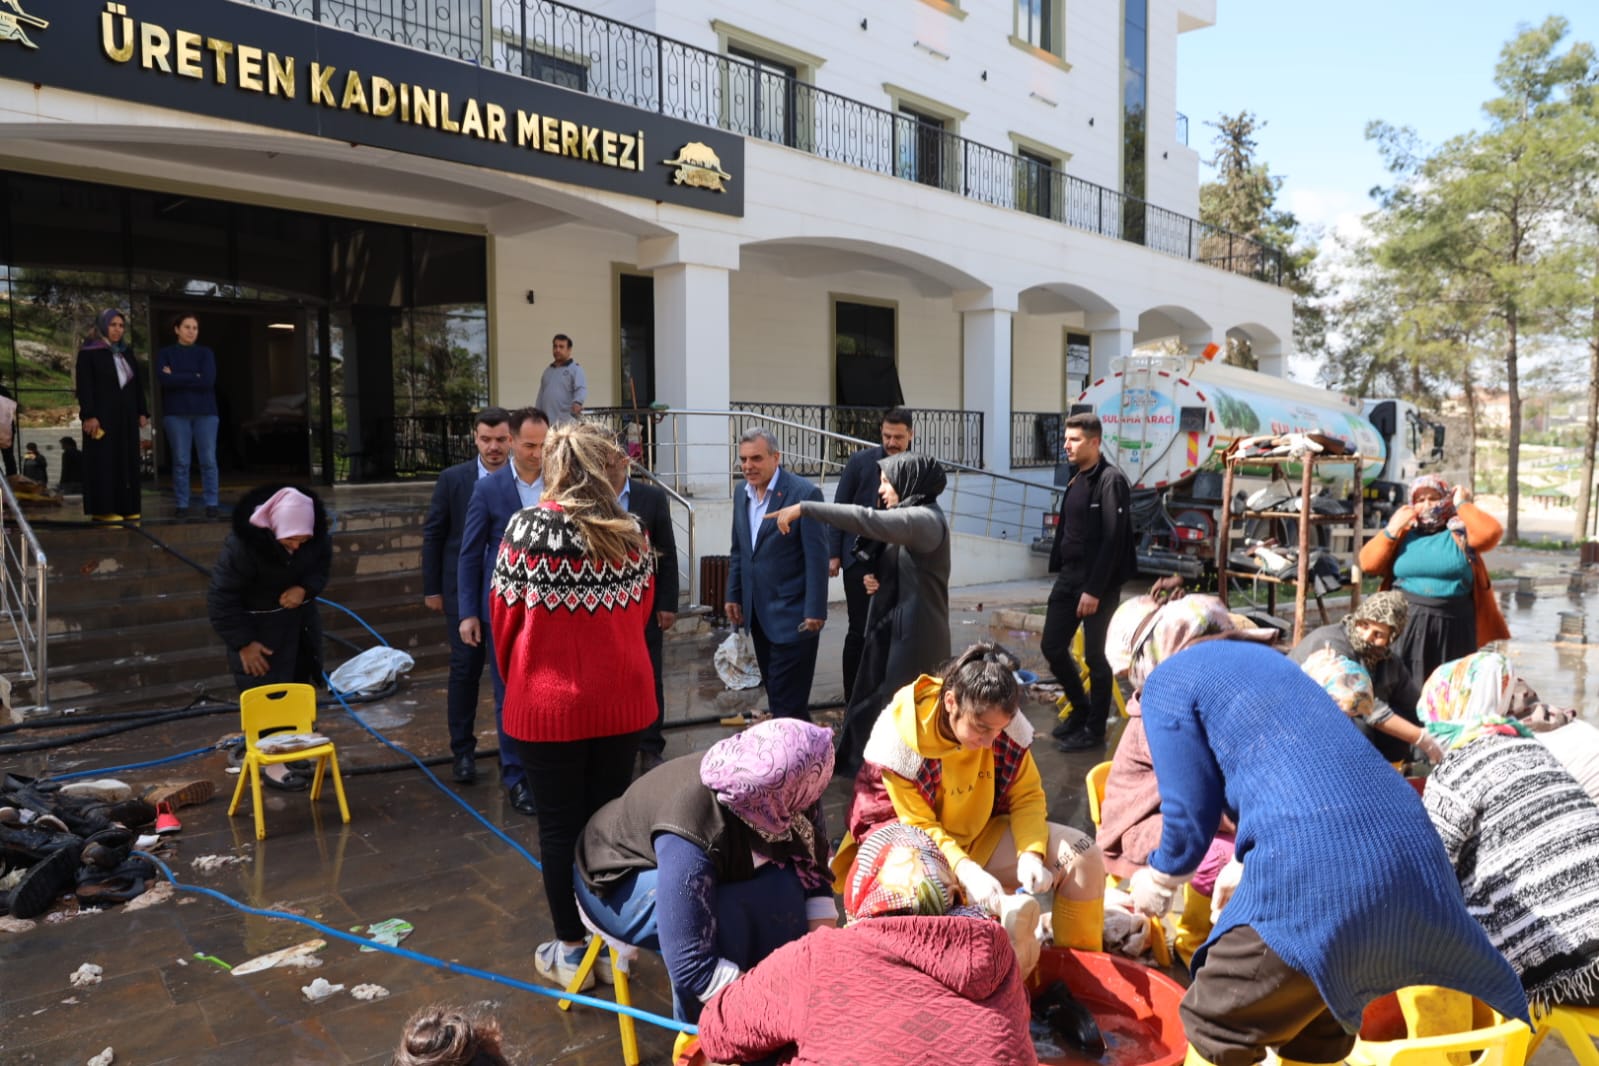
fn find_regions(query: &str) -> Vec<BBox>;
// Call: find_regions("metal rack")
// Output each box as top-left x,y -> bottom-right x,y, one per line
1216,452 -> 1364,645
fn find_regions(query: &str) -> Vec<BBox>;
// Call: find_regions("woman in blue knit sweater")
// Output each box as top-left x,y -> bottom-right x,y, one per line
1114,596 -> 1527,1066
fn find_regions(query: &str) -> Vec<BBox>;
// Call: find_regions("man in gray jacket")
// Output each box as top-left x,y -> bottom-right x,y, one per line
535,333 -> 586,425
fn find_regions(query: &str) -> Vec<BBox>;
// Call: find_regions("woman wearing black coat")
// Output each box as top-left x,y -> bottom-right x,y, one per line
75,308 -> 149,521
207,484 -> 331,693
771,452 -> 951,777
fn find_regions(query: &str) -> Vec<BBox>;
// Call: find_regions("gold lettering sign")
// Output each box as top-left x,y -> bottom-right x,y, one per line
85,4 -> 718,185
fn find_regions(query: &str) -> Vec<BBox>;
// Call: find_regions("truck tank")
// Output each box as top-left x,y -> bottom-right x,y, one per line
1076,355 -> 1386,490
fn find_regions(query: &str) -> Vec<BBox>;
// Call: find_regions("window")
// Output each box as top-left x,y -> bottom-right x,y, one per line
897,106 -> 949,190
527,51 -> 587,93
1017,149 -> 1057,219
834,299 -> 902,408
728,46 -> 800,147
1122,0 -> 1149,242
1017,0 -> 1060,55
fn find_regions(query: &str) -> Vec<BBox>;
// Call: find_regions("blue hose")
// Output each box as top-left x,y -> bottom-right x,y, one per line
132,851 -> 697,1035
51,745 -> 218,781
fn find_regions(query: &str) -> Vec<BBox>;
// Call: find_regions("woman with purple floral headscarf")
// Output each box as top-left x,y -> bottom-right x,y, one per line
74,308 -> 149,521
575,718 -> 836,1021
1359,474 -> 1508,688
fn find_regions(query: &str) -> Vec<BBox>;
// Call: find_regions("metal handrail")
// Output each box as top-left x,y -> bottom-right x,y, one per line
656,408 -> 1060,543
0,476 -> 49,711
628,463 -> 698,606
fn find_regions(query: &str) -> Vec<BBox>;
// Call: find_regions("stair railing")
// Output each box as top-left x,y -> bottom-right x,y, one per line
0,476 -> 49,711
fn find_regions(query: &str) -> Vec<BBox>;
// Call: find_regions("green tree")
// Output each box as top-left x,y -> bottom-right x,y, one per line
1198,112 -> 1323,369
1364,18 -> 1594,540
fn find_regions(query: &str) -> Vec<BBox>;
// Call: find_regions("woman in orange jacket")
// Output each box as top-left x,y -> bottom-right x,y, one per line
1357,475 -> 1508,689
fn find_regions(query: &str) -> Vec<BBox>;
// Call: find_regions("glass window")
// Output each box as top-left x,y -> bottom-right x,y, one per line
129,191 -> 231,285
1017,149 -> 1057,219
1018,0 -> 1056,53
6,173 -> 127,277
727,46 -> 801,147
412,230 -> 487,309
330,221 -> 406,307
236,204 -> 327,300
897,106 -> 949,190
834,300 -> 902,408
528,51 -> 588,92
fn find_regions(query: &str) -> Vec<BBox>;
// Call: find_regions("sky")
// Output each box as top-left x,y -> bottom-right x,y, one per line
1179,1 -> 1599,243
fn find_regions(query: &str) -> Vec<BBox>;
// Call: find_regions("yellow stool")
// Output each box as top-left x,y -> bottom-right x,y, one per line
1530,1005 -> 1599,1066
227,683 -> 350,840
1348,1015 -> 1531,1066
1085,760 -> 1172,968
1058,628 -> 1129,722
559,936 -> 640,1066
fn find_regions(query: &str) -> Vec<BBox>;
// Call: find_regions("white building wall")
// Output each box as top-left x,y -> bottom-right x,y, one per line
1012,311 -> 1076,411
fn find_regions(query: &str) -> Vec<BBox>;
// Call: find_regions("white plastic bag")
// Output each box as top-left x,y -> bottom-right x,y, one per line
327,646 -> 415,696
714,629 -> 762,690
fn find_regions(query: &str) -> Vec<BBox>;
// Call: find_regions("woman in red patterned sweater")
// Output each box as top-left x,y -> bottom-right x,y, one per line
490,422 -> 657,988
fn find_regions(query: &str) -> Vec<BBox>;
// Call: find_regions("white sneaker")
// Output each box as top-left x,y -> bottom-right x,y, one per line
534,939 -> 594,992
59,779 -> 133,802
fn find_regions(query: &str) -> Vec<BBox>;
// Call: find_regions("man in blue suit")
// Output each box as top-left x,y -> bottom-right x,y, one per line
421,406 -> 511,785
725,427 -> 829,720
456,406 -> 549,817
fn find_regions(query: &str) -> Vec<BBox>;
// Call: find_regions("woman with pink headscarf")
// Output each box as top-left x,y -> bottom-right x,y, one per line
207,484 -> 330,695
1358,474 -> 1508,688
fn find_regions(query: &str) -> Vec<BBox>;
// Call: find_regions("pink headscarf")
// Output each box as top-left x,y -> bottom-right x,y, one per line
249,487 -> 316,539
700,718 -> 834,890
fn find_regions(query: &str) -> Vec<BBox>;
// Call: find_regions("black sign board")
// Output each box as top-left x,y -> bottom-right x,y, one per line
0,0 -> 744,216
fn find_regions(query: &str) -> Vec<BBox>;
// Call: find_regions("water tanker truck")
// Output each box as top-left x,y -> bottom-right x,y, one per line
1068,352 -> 1445,579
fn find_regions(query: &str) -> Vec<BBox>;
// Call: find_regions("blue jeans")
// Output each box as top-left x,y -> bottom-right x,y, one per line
164,414 -> 219,509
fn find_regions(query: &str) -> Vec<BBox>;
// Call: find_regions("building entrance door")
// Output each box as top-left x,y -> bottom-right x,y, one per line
147,301 -> 312,483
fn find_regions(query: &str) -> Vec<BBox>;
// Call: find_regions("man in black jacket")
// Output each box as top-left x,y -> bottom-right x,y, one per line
420,406 -> 511,785
1042,413 -> 1136,751
828,407 -> 913,702
609,447 -> 680,778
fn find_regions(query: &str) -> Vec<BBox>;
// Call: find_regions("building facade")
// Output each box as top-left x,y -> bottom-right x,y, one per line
0,0 -> 1291,488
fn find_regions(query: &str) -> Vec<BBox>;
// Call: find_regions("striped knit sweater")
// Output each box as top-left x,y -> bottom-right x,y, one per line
489,502 -> 656,743
1141,641 -> 1528,1030
1424,734 -> 1599,1011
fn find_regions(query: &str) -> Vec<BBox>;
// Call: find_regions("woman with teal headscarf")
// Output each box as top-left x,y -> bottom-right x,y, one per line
74,308 -> 149,521
1421,651 -> 1599,1010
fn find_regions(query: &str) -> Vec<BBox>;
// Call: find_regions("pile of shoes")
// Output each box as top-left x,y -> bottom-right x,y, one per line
0,773 -> 212,919
1226,432 -> 1354,462
1227,541 -> 1349,596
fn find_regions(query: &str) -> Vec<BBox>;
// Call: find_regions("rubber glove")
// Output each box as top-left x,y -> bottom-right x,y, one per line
955,858 -> 1006,915
1209,859 -> 1244,923
1016,851 -> 1055,894
1128,866 -> 1186,917
1416,733 -> 1446,765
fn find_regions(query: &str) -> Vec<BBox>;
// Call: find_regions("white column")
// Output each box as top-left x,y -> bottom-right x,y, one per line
956,290 -> 1016,473
1254,339 -> 1287,378
1088,326 -> 1134,384
1181,326 -> 1218,362
640,233 -> 738,497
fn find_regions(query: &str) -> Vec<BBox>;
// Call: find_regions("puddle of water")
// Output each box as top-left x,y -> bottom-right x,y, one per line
1500,587 -> 1599,718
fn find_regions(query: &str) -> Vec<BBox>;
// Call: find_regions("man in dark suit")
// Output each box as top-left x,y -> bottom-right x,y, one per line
827,406 -> 914,702
456,406 -> 549,817
421,406 -> 511,785
607,448 -> 679,777
725,427 -> 829,721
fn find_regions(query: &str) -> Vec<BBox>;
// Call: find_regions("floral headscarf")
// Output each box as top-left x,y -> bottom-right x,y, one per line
700,718 -> 834,889
1108,594 -> 1277,693
1419,651 -> 1534,751
846,823 -> 974,922
1409,475 -> 1465,535
1300,647 -> 1376,720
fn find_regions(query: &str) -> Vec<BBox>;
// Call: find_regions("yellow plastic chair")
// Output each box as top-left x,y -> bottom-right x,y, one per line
1348,1016 -> 1531,1066
1059,628 -> 1128,721
559,935 -> 640,1066
1530,1005 -> 1599,1066
227,683 -> 350,841
1084,759 -> 1171,967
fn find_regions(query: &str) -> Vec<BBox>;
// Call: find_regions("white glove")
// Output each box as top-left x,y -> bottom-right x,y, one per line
1015,851 -> 1055,894
1209,859 -> 1244,923
1416,732 -> 1446,765
1128,866 -> 1186,917
955,859 -> 1006,915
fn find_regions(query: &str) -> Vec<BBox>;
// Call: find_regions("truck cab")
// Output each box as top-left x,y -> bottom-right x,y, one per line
1362,399 -> 1447,524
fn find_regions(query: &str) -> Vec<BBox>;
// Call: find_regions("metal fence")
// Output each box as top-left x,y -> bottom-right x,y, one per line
0,477 -> 49,710
731,403 -> 983,472
233,0 -> 1285,285
1011,411 -> 1063,470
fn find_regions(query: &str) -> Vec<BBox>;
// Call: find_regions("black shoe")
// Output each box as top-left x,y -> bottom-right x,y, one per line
1051,717 -> 1086,741
634,751 -> 665,780
452,754 -> 477,784
508,781 -> 537,817
1055,731 -> 1107,753
9,844 -> 80,919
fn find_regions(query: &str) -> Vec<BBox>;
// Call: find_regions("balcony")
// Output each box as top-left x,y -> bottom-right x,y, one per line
237,0 -> 1283,285
1011,411 -> 1063,470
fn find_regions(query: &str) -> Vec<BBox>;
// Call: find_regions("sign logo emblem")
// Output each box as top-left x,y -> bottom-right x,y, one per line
0,0 -> 47,49
662,142 -> 731,193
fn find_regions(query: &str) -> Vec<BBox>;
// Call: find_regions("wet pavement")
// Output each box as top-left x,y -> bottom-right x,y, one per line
2,563 -> 1596,1064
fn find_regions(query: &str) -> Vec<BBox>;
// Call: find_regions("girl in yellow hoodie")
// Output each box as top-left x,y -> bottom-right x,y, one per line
837,642 -> 1106,973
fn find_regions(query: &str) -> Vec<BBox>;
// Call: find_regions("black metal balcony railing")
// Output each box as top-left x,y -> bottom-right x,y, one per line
239,0 -> 1285,286
1011,411 -> 1063,470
